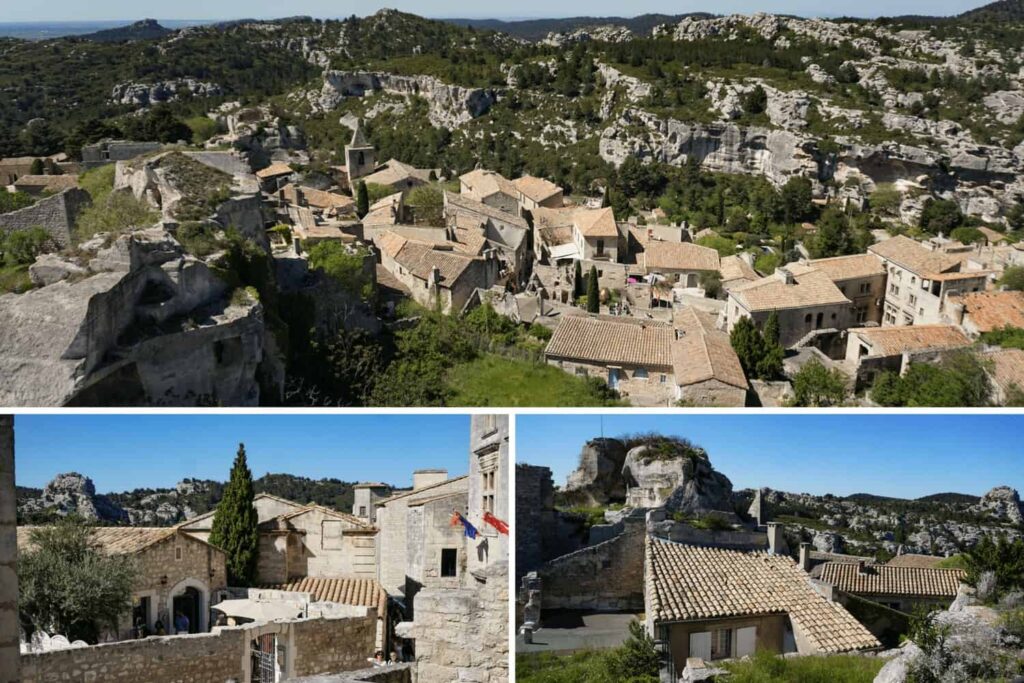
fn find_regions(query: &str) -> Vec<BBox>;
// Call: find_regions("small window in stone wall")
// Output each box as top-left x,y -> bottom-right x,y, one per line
441,548 -> 458,577
175,547 -> 183,561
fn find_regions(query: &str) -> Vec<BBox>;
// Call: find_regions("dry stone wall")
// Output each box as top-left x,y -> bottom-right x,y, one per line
291,614 -> 376,677
0,189 -> 91,249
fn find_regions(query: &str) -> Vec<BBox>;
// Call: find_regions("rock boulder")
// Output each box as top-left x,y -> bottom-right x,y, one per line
563,438 -> 628,505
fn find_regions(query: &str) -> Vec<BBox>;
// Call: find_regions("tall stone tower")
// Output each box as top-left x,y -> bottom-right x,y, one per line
344,120 -> 376,183
0,415 -> 19,683
468,414 -> 509,576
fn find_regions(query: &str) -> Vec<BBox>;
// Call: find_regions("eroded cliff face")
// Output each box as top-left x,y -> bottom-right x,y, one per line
316,71 -> 499,128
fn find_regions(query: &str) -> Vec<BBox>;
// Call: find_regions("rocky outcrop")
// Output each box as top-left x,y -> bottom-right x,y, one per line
542,25 -> 633,46
111,79 -> 223,108
19,473 -> 129,523
563,438 -> 628,505
316,71 -> 499,128
621,441 -> 736,517
971,486 -> 1024,525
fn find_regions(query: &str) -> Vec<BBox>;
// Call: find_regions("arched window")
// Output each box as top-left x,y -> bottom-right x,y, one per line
815,312 -> 824,327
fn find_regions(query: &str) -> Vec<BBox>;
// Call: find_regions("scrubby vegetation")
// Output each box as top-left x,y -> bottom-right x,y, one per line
870,351 -> 992,407
722,650 -> 883,683
74,164 -> 158,241
517,621 -> 658,683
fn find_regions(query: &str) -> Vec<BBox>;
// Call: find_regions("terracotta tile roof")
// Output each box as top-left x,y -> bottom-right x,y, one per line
671,308 -> 747,390
720,255 -> 758,283
261,577 -> 387,617
256,162 -> 294,179
546,315 -> 674,369
868,235 -> 964,277
453,227 -> 488,255
731,265 -> 849,312
574,207 -> 618,238
987,347 -> 1024,395
513,175 -> 562,203
280,184 -> 354,212
12,175 -> 79,192
848,324 -> 970,357
363,193 -> 404,227
885,554 -> 947,569
953,291 -> 1024,332
643,241 -> 720,272
646,537 -> 879,652
278,504 -> 374,529
361,159 -> 433,187
533,206 -> 575,231
460,169 -> 518,201
818,562 -> 965,598
444,190 -> 529,230
17,526 -> 222,556
379,230 -> 480,285
977,227 -> 1009,243
806,254 -> 885,282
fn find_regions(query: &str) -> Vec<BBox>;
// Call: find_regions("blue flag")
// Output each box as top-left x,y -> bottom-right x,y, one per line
451,511 -> 478,539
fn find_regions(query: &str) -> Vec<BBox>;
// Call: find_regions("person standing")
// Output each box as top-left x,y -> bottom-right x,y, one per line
174,611 -> 190,635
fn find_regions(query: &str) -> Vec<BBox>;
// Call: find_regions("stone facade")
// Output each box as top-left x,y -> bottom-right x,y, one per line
676,378 -> 748,407
515,464 -> 557,582
257,507 -> 378,583
875,257 -> 988,327
537,517 -> 646,611
353,484 -> 390,523
20,612 -> 376,683
725,294 -> 852,349
0,416 -> 18,683
81,140 -> 163,168
408,561 -> 508,683
467,415 -> 510,576
548,357 -> 676,407
0,188 -> 91,249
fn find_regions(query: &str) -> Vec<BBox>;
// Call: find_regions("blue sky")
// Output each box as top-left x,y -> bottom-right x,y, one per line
0,1 -> 988,23
518,414 -> 1024,499
13,414 -> 470,493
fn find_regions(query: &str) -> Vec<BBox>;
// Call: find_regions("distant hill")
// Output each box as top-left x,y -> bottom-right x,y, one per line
918,492 -> 982,504
844,493 -> 905,504
960,0 -> 1024,21
443,14 -> 712,41
78,19 -> 172,42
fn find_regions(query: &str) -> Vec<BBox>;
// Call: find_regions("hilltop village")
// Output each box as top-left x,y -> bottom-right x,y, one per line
0,415 -> 509,683
2,7 -> 1024,406
515,434 -> 1024,682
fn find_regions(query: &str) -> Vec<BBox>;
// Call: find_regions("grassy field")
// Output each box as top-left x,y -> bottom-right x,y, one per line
445,355 -> 624,407
722,651 -> 884,682
516,651 -> 652,683
0,264 -> 32,294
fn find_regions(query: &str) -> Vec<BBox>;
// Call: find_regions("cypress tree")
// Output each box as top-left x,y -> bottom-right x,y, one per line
209,444 -> 259,586
586,265 -> 600,313
356,181 -> 369,217
763,310 -> 781,348
573,260 -> 584,299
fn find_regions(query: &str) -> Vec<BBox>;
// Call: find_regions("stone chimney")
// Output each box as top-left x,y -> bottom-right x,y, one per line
799,542 -> 811,572
766,522 -> 784,556
413,469 -> 448,490
775,267 -> 795,285
857,560 -> 870,575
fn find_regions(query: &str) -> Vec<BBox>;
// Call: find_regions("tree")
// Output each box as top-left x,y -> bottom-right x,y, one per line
742,85 -> 768,115
951,226 -> 985,245
999,265 -> 1024,291
729,316 -> 765,377
18,519 -> 137,643
29,158 -> 44,175
1007,202 -> 1024,231
809,208 -> 854,258
356,181 -> 369,217
209,444 -> 259,586
763,310 -> 781,348
699,271 -> 722,299
869,351 -> 992,407
307,241 -> 375,300
606,620 -> 660,682
789,358 -> 848,406
964,536 -> 1024,598
573,260 -> 584,299
919,198 -> 963,234
2,227 -> 50,266
586,265 -> 600,313
780,177 -> 813,224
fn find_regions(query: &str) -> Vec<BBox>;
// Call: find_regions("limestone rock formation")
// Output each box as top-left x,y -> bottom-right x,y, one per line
620,440 -> 736,517
542,25 -> 634,46
563,438 -> 628,505
111,79 -> 223,108
972,486 -> 1024,525
19,473 -> 129,523
316,71 -> 499,128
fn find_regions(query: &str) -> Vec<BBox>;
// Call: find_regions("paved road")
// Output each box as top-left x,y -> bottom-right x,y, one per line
516,610 -> 642,654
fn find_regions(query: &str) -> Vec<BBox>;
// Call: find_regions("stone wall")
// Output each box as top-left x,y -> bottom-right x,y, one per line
546,357 -> 676,407
677,378 -> 748,407
0,188 -> 91,248
409,561 -> 508,683
538,518 -> 646,611
515,464 -> 556,582
0,416 -> 18,683
20,613 -> 377,683
468,415 -> 510,575
406,492 -> 469,608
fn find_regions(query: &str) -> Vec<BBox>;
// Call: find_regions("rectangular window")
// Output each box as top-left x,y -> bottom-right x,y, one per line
441,548 -> 458,577
710,628 -> 732,660
860,282 -> 871,294
175,547 -> 182,561
359,506 -> 367,516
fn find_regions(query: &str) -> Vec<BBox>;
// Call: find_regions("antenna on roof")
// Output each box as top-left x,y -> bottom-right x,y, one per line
600,414 -> 604,440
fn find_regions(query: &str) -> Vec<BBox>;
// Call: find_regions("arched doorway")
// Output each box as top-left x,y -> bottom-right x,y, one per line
168,579 -> 209,633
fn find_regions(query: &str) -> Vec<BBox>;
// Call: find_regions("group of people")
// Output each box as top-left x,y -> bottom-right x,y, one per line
368,650 -> 401,667
133,611 -> 192,639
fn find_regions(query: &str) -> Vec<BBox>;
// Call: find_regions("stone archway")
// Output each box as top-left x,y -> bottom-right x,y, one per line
168,578 -> 210,633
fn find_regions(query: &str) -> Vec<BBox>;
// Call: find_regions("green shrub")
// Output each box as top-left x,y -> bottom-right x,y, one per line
75,190 -> 159,241
176,222 -> 223,257
307,241 -> 374,300
789,358 -> 849,407
869,351 -> 991,407
185,116 -> 219,145
723,650 -> 882,683
0,191 -> 36,215
2,227 -> 50,266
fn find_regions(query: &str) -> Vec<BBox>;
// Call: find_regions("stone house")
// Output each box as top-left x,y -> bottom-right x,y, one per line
645,537 -> 879,677
179,493 -> 377,585
443,192 -> 530,285
360,159 -> 437,192
279,183 -> 355,217
11,175 -> 80,196
80,140 -> 163,169
805,254 -> 886,326
719,254 -> 760,291
672,308 -> 749,406
17,526 -> 228,639
943,290 -> 1024,337
374,472 -> 469,601
376,230 -> 500,314
353,483 -> 391,524
467,415 -> 510,576
255,162 -> 296,192
361,192 -> 408,241
572,207 -> 620,262
0,155 -> 79,185
843,324 -> 971,389
869,235 -> 990,327
642,240 -> 721,287
459,169 -> 521,216
512,175 -> 564,212
545,315 -> 677,406
816,560 -> 965,613
725,264 -> 852,348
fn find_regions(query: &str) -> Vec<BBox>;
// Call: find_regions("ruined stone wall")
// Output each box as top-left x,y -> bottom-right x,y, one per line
676,378 -> 747,408
538,519 -> 646,611
0,416 -> 18,683
515,464 -> 555,582
410,561 -> 508,683
546,357 -> 676,407
0,188 -> 91,249
291,613 -> 376,677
